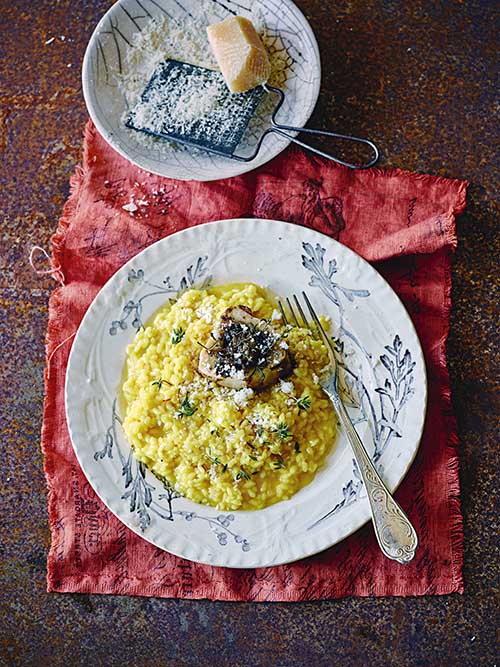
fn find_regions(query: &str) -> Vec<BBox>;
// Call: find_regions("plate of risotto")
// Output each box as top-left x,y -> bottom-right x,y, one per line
66,218 -> 426,567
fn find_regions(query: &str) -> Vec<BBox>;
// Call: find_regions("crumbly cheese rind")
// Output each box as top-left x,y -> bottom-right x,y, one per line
122,283 -> 336,511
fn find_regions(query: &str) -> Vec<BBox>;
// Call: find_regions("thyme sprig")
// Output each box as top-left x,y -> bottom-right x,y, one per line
206,449 -> 227,472
235,467 -> 251,481
273,455 -> 286,470
175,394 -> 197,418
171,327 -> 185,345
296,395 -> 311,411
152,377 -> 172,391
272,422 -> 292,440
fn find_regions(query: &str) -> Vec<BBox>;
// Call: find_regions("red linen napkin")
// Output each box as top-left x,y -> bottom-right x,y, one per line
42,121 -> 467,600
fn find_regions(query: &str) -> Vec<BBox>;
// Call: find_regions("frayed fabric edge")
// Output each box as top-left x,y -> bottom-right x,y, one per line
43,121 -> 94,592
291,144 -> 470,191
47,575 -> 463,600
437,179 -> 468,593
439,248 -> 465,593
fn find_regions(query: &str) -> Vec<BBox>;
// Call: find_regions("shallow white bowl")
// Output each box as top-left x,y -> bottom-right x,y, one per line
82,0 -> 321,181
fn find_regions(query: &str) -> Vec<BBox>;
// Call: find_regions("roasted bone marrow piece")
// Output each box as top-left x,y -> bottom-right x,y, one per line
198,305 -> 292,390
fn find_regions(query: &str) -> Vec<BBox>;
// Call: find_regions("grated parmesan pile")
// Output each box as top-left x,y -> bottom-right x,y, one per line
130,65 -> 225,138
118,11 -> 218,108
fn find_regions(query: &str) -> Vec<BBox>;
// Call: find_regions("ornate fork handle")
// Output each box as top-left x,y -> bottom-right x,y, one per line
325,386 -> 418,564
281,292 -> 418,564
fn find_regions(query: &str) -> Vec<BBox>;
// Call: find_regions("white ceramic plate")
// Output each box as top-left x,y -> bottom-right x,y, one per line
82,0 -> 321,181
65,219 -> 427,567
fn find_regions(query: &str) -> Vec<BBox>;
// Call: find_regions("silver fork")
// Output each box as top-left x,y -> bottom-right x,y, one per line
279,292 -> 418,564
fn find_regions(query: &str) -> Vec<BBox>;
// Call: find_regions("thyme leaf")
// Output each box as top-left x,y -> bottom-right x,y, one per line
171,327 -> 185,345
176,393 -> 197,418
273,455 -> 286,469
273,422 -> 292,441
151,378 -> 164,391
296,395 -> 311,411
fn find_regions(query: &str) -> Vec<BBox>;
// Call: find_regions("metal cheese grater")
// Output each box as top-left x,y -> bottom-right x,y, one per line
126,59 -> 379,170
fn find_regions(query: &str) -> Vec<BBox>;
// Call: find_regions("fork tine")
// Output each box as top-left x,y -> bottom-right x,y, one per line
293,294 -> 309,329
286,297 -> 300,327
302,292 -> 336,356
277,299 -> 289,326
302,292 -> 322,336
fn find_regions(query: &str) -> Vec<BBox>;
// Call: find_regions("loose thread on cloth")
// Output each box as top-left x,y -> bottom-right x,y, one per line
47,332 -> 76,379
29,245 -> 66,285
30,244 -> 74,378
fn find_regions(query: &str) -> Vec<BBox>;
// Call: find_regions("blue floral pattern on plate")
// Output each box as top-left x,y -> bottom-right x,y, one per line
97,241 -> 415,542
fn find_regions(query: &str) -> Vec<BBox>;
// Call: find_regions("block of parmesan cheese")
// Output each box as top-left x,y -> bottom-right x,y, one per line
207,16 -> 271,94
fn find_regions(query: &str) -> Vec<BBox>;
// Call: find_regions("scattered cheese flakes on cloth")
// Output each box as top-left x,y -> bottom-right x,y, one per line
42,121 -> 467,600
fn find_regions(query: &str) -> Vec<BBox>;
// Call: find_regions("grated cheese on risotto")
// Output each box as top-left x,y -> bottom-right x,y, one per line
279,380 -> 294,394
232,387 -> 254,407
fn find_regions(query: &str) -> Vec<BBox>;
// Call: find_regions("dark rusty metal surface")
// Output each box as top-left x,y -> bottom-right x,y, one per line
0,0 -> 498,665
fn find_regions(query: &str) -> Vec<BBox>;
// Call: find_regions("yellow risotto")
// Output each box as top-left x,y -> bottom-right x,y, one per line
121,283 -> 336,511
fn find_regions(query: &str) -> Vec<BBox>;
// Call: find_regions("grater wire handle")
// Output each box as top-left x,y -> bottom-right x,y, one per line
263,84 -> 379,170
